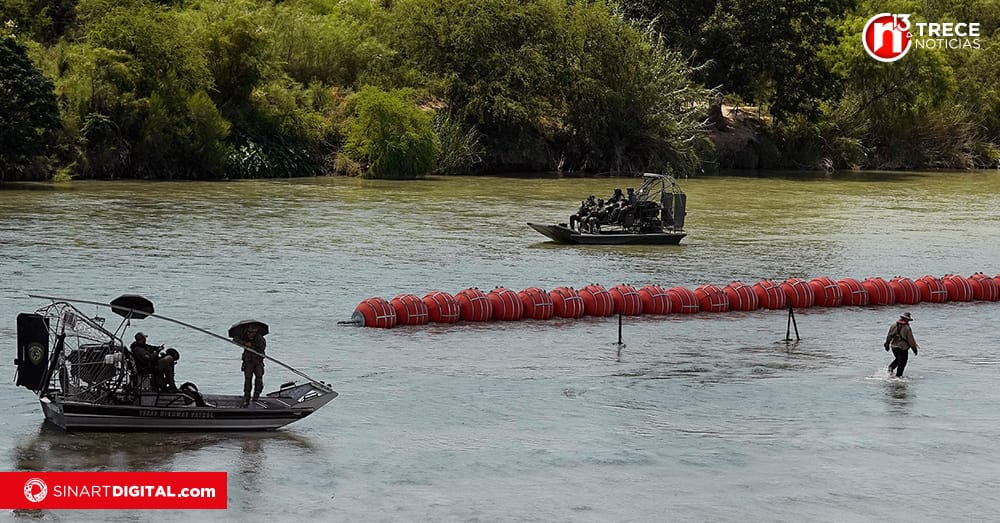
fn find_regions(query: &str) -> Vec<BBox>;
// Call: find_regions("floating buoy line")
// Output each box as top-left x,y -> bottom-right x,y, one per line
345,272 -> 1000,329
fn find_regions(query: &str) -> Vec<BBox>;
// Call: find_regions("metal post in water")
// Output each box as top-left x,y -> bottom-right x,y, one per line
785,304 -> 800,342
615,313 -> 625,361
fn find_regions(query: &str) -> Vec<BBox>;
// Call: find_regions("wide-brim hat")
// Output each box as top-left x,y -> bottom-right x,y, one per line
899,312 -> 913,321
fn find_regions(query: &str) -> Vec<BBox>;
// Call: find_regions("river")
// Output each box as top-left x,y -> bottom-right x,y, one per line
1,170 -> 1000,521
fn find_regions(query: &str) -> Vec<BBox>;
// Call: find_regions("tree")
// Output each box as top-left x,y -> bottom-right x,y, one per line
625,0 -> 855,121
343,86 -> 438,179
0,36 -> 60,180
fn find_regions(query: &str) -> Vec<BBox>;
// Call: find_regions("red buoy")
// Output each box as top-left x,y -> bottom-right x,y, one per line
809,276 -> 843,307
752,279 -> 787,310
608,284 -> 643,315
579,284 -> 615,317
423,291 -> 461,323
780,278 -> 815,308
487,287 -> 524,321
352,297 -> 397,328
455,288 -> 493,321
518,287 -> 555,319
695,284 -> 730,312
723,281 -> 759,311
390,293 -> 429,325
915,275 -> 948,303
549,287 -> 585,318
666,286 -> 699,314
862,277 -> 895,305
942,274 -> 973,302
637,285 -> 671,314
969,273 -> 1000,301
889,276 -> 921,305
837,278 -> 870,306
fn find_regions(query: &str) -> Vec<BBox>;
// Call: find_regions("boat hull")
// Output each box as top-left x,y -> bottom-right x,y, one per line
38,382 -> 337,431
527,223 -> 686,245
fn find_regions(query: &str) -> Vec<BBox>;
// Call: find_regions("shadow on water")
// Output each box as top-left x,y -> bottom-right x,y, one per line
11,423 -> 317,472
884,378 -> 913,415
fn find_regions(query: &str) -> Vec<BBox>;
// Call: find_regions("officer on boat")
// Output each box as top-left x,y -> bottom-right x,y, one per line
130,332 -> 178,391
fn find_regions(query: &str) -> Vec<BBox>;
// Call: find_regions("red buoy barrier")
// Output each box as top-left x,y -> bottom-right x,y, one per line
942,274 -> 974,302
780,278 -> 815,308
809,276 -> 843,307
390,293 -> 429,325
518,287 -> 555,319
637,285 -> 671,314
423,291 -> 461,323
752,279 -> 787,310
549,287 -> 585,318
455,288 -> 492,322
889,276 -> 921,305
609,284 -> 643,316
488,287 -> 524,321
862,277 -> 895,305
723,281 -> 759,311
915,275 -> 948,303
579,284 -> 615,317
667,286 -> 699,314
695,284 -> 730,312
837,278 -> 869,306
353,297 -> 397,328
969,273 -> 1000,301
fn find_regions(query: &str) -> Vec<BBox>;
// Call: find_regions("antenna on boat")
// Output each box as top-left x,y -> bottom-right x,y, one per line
28,294 -> 330,389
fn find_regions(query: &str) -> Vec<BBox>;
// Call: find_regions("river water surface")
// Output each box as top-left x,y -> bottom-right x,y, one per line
2,171 -> 1000,521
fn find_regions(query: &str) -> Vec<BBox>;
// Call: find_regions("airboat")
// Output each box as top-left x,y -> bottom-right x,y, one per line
528,173 -> 688,245
13,294 -> 337,431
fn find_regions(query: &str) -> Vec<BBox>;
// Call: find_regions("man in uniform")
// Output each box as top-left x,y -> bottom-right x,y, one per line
129,332 -> 178,391
239,324 -> 267,406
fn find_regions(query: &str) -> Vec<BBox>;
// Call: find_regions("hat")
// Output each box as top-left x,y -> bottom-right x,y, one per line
899,312 -> 913,321
134,332 -> 147,340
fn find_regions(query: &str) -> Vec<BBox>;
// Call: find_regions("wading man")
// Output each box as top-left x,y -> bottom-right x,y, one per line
885,312 -> 919,377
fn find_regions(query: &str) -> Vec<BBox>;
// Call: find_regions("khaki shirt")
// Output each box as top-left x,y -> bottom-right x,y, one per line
887,321 -> 919,350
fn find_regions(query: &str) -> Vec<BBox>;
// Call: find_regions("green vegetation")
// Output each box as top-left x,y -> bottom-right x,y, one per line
0,0 -> 997,180
0,36 -> 60,180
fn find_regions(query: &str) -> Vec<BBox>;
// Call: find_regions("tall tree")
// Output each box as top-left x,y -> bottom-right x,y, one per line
0,36 -> 60,180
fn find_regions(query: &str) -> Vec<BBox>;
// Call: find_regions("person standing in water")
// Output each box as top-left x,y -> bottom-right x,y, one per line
885,312 -> 919,377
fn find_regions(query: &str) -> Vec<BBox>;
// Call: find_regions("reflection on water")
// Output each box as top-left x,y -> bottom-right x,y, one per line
12,423 -> 316,473
885,378 -> 913,415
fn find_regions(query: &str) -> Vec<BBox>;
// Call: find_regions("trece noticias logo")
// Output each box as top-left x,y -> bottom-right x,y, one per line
862,13 -> 982,62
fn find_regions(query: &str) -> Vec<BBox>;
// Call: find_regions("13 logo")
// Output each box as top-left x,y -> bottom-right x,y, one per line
863,13 -> 912,62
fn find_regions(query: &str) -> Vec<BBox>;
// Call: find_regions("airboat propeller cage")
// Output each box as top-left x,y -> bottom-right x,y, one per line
641,173 -> 686,230
110,294 -> 155,319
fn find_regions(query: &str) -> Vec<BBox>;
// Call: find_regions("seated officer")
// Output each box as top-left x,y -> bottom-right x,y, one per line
130,332 -> 178,392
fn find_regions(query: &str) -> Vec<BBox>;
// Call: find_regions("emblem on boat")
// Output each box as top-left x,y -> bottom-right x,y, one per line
26,342 -> 45,365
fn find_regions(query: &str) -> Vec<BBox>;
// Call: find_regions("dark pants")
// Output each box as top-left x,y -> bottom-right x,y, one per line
243,359 -> 264,403
888,348 -> 909,377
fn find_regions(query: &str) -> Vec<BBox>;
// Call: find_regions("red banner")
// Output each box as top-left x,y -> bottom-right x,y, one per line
0,472 -> 227,509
